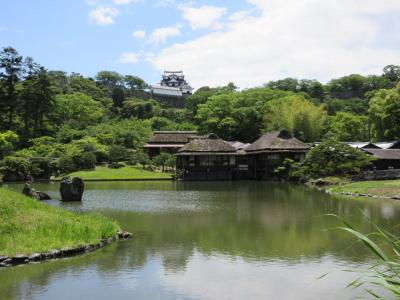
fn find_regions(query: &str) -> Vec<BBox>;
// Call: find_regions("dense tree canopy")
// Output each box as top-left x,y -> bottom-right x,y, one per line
264,95 -> 327,142
0,45 -> 399,179
369,83 -> 400,141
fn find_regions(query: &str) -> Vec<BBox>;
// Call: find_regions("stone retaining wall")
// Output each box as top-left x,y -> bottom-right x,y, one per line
0,230 -> 132,268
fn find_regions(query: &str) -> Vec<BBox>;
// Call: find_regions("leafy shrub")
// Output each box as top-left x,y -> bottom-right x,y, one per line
152,152 -> 172,172
1,156 -> 30,180
294,139 -> 374,179
108,145 -> 128,163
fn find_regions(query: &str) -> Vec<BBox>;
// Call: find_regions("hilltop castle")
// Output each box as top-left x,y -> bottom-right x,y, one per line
151,71 -> 193,107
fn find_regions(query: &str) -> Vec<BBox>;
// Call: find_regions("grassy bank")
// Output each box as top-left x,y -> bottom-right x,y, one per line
0,188 -> 120,256
329,179 -> 400,198
56,166 -> 173,180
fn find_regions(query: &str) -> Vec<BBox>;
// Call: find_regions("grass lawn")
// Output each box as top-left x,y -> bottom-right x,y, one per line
0,188 -> 120,256
329,179 -> 400,198
57,166 -> 173,180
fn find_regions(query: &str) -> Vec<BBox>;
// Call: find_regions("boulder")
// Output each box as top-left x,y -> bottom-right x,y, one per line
22,182 -> 51,200
60,176 -> 84,201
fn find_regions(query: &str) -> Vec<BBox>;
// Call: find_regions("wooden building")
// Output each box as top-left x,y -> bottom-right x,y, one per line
362,149 -> 400,170
143,131 -> 198,157
176,134 -> 240,181
176,130 -> 310,181
245,130 -> 310,179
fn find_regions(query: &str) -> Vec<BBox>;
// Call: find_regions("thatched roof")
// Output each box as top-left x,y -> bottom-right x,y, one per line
148,131 -> 198,144
246,130 -> 310,152
177,134 -> 237,154
363,149 -> 400,160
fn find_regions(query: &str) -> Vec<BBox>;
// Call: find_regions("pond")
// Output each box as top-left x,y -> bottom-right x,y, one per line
1,181 -> 400,299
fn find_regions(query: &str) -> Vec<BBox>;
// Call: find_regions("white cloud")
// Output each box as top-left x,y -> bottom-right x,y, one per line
156,0 -> 175,7
180,4 -> 227,30
117,52 -> 139,64
113,0 -> 140,5
0,27 -> 6,31
89,7 -> 119,25
148,24 -> 181,45
228,10 -> 251,22
151,0 -> 400,88
133,30 -> 146,39
86,0 -> 98,6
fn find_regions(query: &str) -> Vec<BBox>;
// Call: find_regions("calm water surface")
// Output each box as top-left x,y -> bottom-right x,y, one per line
1,181 -> 400,300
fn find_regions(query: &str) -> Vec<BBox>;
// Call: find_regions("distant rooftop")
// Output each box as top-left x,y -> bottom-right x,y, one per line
246,130 -> 310,152
146,131 -> 199,144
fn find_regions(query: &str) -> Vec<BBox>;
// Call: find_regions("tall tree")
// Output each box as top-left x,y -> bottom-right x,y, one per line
95,71 -> 124,92
124,75 -> 147,92
383,65 -> 400,83
263,95 -> 327,142
327,112 -> 368,141
111,87 -> 125,108
0,47 -> 23,129
369,83 -> 400,141
20,66 -> 56,137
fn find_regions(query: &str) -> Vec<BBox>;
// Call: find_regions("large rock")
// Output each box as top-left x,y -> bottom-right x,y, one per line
60,177 -> 84,201
22,182 -> 51,200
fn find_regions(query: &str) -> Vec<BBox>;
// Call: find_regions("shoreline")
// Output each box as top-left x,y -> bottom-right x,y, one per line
0,230 -> 132,268
307,178 -> 400,200
324,188 -> 400,200
51,177 -> 174,182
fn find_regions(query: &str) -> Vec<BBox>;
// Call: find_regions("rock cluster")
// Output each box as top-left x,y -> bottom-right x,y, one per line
326,189 -> 400,200
60,176 -> 84,201
22,182 -> 51,200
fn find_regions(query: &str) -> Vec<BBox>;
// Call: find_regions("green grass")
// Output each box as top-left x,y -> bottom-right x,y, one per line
57,166 -> 172,180
0,187 -> 120,256
329,179 -> 400,198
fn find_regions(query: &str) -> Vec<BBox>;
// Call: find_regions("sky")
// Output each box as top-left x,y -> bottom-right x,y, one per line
1,0 -> 400,89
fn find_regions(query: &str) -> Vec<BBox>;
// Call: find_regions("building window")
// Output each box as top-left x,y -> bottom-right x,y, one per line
268,154 -> 281,166
189,156 -> 195,167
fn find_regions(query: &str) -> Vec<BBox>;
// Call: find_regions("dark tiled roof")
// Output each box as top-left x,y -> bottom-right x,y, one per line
178,135 -> 237,153
246,130 -> 310,152
388,141 -> 400,149
148,131 -> 198,144
363,149 -> 400,160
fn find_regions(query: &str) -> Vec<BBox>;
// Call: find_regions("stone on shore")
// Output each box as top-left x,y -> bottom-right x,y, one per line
22,182 -> 51,200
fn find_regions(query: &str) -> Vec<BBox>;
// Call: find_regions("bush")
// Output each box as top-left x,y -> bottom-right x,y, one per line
294,139 -> 374,179
58,155 -> 78,174
130,150 -> 150,167
108,145 -> 128,163
0,156 -> 30,181
80,152 -> 97,169
152,152 -> 172,172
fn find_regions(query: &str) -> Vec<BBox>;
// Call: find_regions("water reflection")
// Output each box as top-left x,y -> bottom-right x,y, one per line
2,181 -> 399,299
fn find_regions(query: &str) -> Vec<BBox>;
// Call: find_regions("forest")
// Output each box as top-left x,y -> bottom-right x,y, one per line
0,46 -> 400,180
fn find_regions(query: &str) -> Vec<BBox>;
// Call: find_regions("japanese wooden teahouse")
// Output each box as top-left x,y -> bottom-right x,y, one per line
245,130 -> 310,179
362,148 -> 400,170
143,131 -> 198,157
176,130 -> 310,180
176,133 -> 240,180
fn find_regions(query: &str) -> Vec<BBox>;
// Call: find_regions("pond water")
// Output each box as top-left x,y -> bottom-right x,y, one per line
1,181 -> 400,300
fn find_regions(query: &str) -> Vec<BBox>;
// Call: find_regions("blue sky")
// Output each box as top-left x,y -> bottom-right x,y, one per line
1,0 -> 400,88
